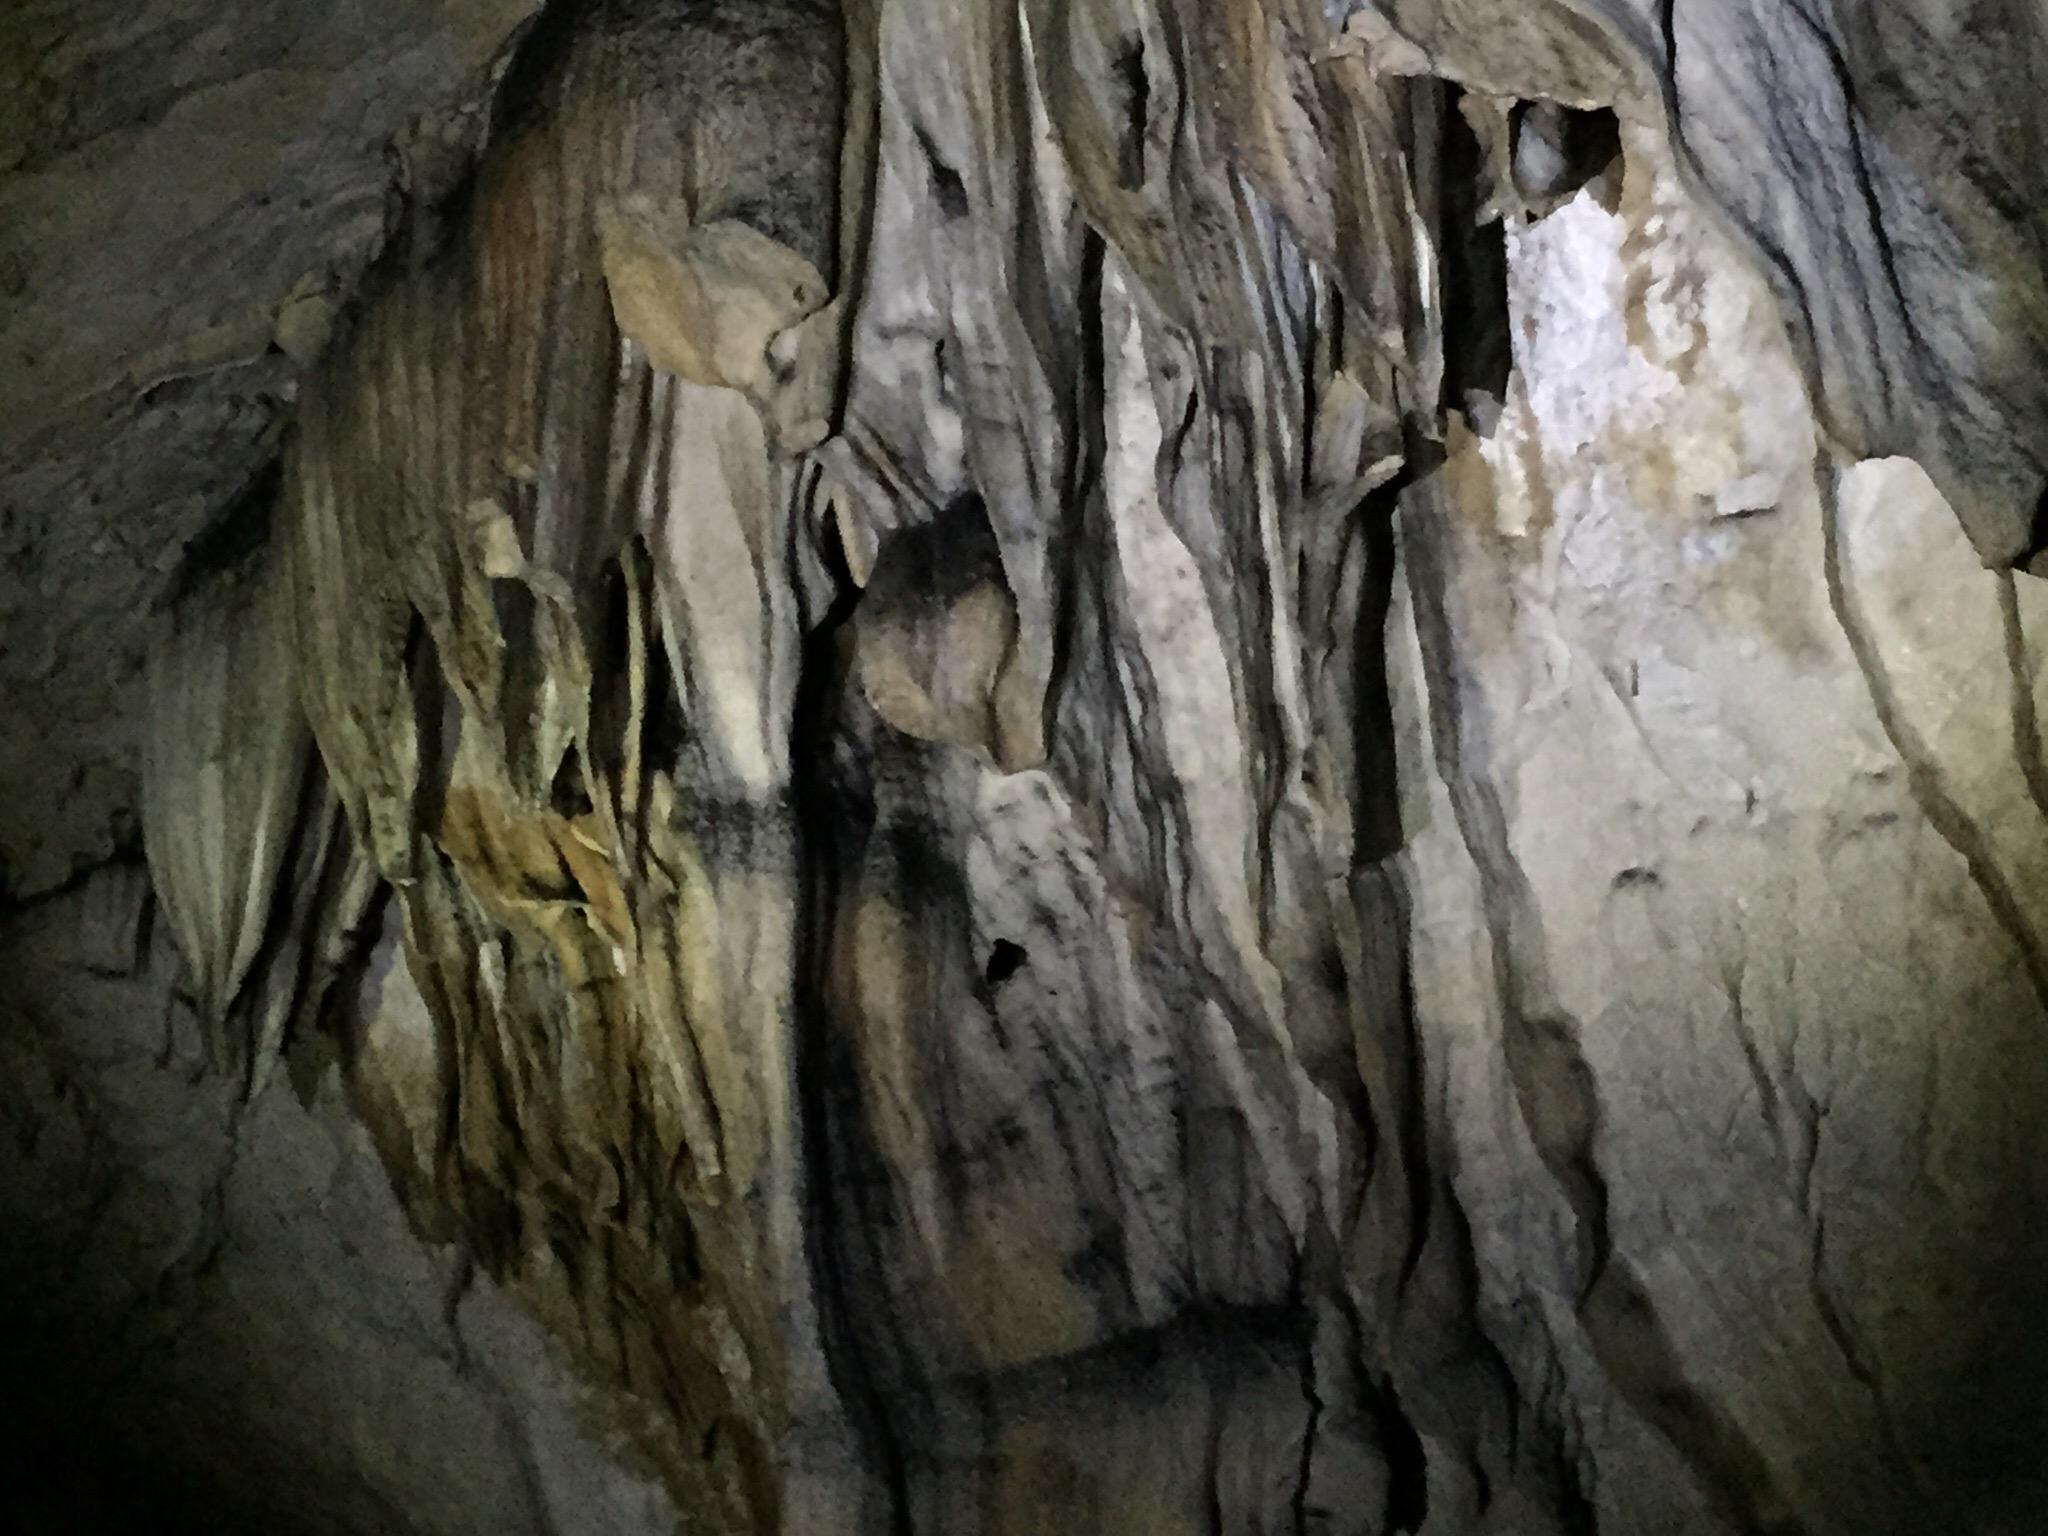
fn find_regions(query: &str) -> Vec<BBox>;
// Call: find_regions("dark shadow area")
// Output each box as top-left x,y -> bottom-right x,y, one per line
0,1345 -> 275,1536
1511,101 -> 1622,208
1439,90 -> 1512,428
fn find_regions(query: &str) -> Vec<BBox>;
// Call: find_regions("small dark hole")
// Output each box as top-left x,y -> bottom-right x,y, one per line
914,126 -> 970,218
1512,102 -> 1623,206
550,746 -> 594,819
984,939 -> 1027,987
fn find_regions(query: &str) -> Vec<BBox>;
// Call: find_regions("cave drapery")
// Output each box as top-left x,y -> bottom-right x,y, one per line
5,0 -> 2048,1531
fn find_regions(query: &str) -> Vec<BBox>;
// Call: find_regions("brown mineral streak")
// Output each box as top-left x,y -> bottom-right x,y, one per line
237,2 -> 851,1525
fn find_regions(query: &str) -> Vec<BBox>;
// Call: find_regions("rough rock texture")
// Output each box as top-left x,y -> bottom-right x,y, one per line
1366,0 -> 2048,564
1395,138 -> 2048,1534
5,0 -> 2048,1532
0,868 -> 680,1533
0,0 -> 541,899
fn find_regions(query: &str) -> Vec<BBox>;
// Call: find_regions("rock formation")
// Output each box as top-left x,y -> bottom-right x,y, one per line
4,0 -> 2047,1532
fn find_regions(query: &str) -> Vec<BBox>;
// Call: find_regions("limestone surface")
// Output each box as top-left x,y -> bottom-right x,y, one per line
4,1 -> 2047,1532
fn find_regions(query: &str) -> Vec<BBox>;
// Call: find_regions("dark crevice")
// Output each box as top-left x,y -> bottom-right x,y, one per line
790,514 -> 914,1536
1376,1375 -> 1432,1534
1351,482 -> 1407,867
1113,34 -> 1151,188
1042,226 -> 1107,744
638,610 -> 689,771
1439,92 -> 1512,427
404,614 -> 458,860
583,545 -> 641,826
0,845 -> 139,923
913,126 -> 970,219
1289,1313 -> 1322,1536
485,0 -> 587,147
161,459 -> 282,609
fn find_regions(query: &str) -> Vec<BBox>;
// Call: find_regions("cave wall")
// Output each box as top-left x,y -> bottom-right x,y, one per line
0,869 -> 678,1534
1394,130 -> 2048,1534
4,1 -> 2048,1532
